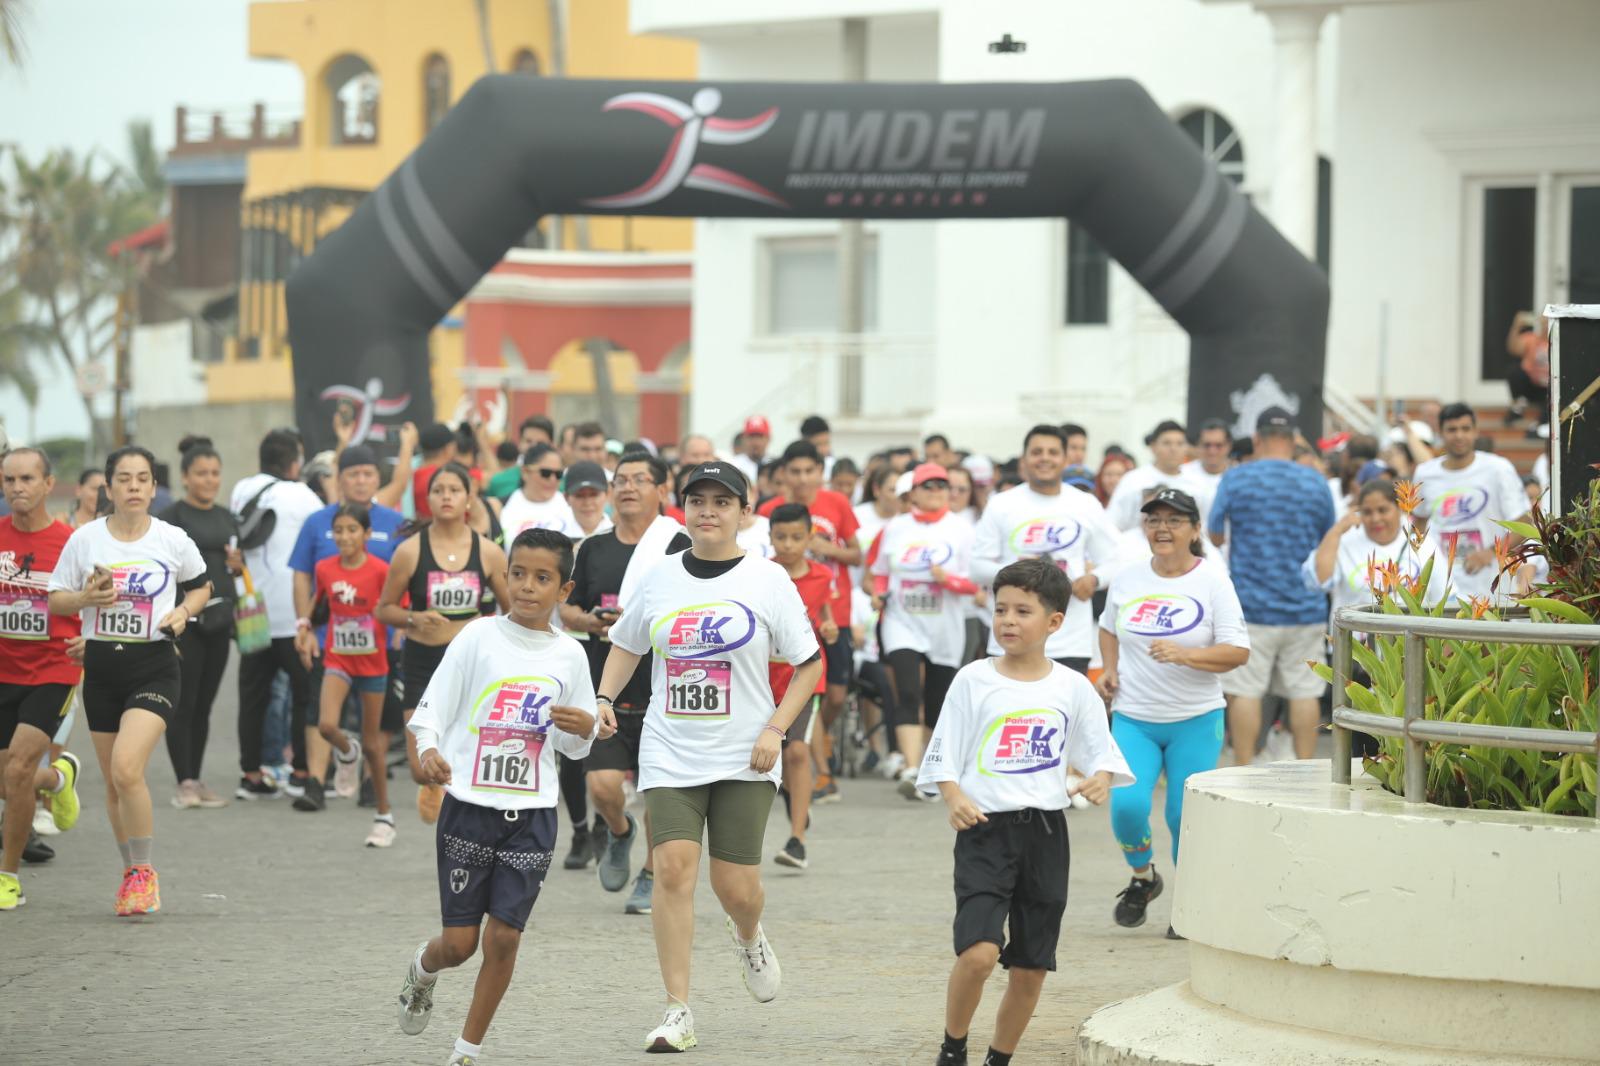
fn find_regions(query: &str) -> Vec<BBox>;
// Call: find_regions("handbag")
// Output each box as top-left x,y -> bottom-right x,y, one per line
234,566 -> 272,656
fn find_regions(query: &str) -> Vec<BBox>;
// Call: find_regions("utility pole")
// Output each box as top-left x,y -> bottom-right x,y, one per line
838,18 -> 868,417
112,287 -> 134,447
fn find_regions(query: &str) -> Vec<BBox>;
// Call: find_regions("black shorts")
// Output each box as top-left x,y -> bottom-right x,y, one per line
82,641 -> 181,733
0,682 -> 75,750
586,707 -> 645,773
401,640 -> 449,713
952,807 -> 1069,971
437,793 -> 557,932
382,652 -> 404,732
784,695 -> 817,744
1052,657 -> 1090,676
824,628 -> 854,687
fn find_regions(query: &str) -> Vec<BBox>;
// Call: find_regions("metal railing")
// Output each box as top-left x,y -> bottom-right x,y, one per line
1329,605 -> 1600,819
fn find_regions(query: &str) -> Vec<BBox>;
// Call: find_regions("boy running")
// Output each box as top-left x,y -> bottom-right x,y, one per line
766,503 -> 839,870
917,559 -> 1132,1066
397,528 -> 603,1066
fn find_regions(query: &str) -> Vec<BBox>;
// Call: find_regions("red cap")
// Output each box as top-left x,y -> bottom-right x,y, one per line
911,462 -> 950,487
743,415 -> 771,437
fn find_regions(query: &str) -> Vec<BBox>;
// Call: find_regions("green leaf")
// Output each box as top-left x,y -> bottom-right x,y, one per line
1522,598 -> 1595,625
1497,519 -> 1541,541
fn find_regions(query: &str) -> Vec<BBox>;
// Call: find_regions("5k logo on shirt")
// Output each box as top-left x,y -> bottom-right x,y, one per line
896,542 -> 953,572
651,601 -> 757,658
484,679 -> 557,730
978,710 -> 1065,776
1008,518 -> 1082,555
1119,595 -> 1205,637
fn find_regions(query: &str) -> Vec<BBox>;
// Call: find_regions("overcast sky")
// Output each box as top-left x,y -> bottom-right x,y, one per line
0,0 -> 303,443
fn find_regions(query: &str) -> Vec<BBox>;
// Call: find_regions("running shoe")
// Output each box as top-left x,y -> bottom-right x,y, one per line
645,1003 -> 696,1053
860,749 -> 881,775
236,775 -> 279,800
774,836 -> 808,870
1264,725 -> 1296,763
292,776 -> 327,812
812,780 -> 841,804
936,1044 -> 968,1066
625,870 -> 654,915
332,737 -> 361,799
589,817 -> 610,866
45,752 -> 80,830
32,805 -> 58,836
171,781 -> 201,810
726,916 -> 781,1002
118,865 -> 160,916
0,872 -> 22,911
598,813 -> 635,892
879,751 -> 907,780
195,782 -> 228,808
397,941 -> 436,1035
448,1056 -> 477,1066
417,784 -> 444,824
563,825 -> 593,870
366,818 -> 397,848
1113,868 -> 1164,928
897,771 -> 937,802
21,831 -> 53,864
282,773 -> 308,799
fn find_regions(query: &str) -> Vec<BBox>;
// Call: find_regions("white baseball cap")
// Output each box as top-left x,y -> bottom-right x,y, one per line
894,470 -> 914,497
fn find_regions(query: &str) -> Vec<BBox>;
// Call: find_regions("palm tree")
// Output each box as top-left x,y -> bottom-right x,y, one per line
0,0 -> 27,69
474,0 -> 496,74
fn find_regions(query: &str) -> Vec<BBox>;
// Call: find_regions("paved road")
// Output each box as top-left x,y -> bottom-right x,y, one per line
3,675 -> 1188,1066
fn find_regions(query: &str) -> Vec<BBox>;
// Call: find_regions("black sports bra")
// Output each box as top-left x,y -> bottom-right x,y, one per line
410,529 -> 489,620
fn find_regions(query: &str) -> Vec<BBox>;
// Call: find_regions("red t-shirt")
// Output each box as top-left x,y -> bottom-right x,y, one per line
665,505 -> 686,525
758,488 -> 860,627
314,553 -> 390,677
0,518 -> 82,687
768,560 -> 837,701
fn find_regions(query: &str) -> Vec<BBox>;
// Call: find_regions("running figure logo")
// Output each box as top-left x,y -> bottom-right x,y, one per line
582,88 -> 788,210
319,377 -> 412,444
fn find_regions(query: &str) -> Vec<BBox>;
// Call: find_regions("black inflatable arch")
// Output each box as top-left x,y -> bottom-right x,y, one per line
287,77 -> 1327,448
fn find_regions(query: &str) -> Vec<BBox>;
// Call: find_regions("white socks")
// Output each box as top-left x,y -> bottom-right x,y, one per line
455,1037 -> 482,1059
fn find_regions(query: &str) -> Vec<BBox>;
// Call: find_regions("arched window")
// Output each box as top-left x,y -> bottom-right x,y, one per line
512,48 -> 541,76
423,54 -> 450,133
1177,107 -> 1245,186
325,53 -> 379,145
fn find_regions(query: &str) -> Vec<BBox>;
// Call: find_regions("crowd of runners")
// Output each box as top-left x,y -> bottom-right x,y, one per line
0,398 -> 1543,1065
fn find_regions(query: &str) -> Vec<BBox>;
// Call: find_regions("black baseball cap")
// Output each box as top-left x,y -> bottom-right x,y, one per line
1256,406 -> 1296,433
1140,487 -> 1200,520
419,422 -> 455,452
681,461 -> 748,504
564,461 -> 608,494
337,444 -> 379,472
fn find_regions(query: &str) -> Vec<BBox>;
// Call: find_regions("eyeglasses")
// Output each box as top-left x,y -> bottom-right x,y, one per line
534,467 -> 563,479
1143,515 -> 1193,529
614,474 -> 658,488
919,480 -> 950,490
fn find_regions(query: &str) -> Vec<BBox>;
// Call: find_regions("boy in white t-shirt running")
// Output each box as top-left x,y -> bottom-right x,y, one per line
918,559 -> 1133,1066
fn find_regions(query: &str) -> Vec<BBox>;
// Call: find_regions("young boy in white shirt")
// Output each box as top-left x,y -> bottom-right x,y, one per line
397,528 -> 603,1066
918,558 -> 1133,1066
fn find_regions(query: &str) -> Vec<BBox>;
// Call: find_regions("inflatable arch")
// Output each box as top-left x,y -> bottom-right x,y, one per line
287,77 -> 1328,449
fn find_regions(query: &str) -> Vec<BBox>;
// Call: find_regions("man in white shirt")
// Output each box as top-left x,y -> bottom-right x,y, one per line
230,428 -> 326,798
1180,419 -> 1232,500
1412,403 -> 1530,604
728,415 -> 771,487
1106,419 -> 1214,532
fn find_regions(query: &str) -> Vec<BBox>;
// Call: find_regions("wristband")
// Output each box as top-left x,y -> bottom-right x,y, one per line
295,616 -> 311,631
596,695 -> 615,706
763,723 -> 786,740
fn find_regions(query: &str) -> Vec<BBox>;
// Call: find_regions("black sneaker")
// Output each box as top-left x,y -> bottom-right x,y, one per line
22,830 -> 55,864
235,775 -> 279,800
773,836 -> 808,870
564,827 -> 592,870
936,1043 -> 968,1066
358,776 -> 376,808
1113,868 -> 1164,928
589,816 -> 607,864
292,777 -> 327,812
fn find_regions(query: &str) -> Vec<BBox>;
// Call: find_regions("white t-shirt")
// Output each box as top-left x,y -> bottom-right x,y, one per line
1181,460 -> 1226,501
851,501 -> 894,591
408,616 -> 597,812
916,658 -> 1134,812
1412,452 -> 1527,602
971,484 -> 1119,659
729,453 -> 763,488
735,515 -> 774,559
1302,525 -> 1442,622
608,552 -> 820,791
500,490 -> 580,540
1105,464 -> 1215,533
871,511 -> 976,668
1099,557 -> 1249,722
230,473 -> 325,639
51,516 -> 207,644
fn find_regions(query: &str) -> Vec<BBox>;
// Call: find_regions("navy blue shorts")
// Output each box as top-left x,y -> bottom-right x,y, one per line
436,794 -> 556,932
824,628 -> 854,688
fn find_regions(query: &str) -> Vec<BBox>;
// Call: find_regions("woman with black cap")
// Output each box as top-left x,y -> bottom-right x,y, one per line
597,460 -> 822,1054
1095,487 -> 1250,937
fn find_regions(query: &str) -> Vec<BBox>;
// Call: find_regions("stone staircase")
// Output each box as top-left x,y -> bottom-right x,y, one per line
1357,400 -> 1547,476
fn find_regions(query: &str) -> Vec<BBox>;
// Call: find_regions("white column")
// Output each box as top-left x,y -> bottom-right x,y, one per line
1264,5 -> 1329,258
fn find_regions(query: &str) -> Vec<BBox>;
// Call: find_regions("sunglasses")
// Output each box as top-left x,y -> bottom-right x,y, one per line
918,479 -> 950,490
535,467 -> 564,479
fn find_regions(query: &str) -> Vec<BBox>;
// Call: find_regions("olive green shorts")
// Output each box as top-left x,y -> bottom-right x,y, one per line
644,779 -> 777,866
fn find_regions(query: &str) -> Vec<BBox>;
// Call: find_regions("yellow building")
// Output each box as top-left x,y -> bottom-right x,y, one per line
211,0 -> 696,420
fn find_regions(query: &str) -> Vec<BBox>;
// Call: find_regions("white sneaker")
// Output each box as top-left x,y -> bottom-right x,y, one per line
879,751 -> 907,780
1264,725 -> 1296,763
726,916 -> 781,1002
645,1002 -> 697,1053
366,819 -> 397,848
447,1055 -> 478,1066
32,806 -> 59,836
333,736 -> 361,799
896,769 -> 936,802
397,942 -> 436,1036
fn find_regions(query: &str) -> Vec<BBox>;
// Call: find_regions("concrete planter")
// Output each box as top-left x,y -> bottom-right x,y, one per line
1078,761 -> 1600,1065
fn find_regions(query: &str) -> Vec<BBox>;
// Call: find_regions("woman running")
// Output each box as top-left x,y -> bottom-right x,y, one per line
296,503 -> 396,846
867,463 -> 979,799
159,436 -> 242,810
49,446 -> 211,916
598,461 -> 822,1053
378,464 -> 509,825
1095,488 -> 1249,937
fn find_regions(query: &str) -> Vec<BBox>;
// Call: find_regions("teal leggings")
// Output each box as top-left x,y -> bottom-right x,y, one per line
1109,709 -> 1224,869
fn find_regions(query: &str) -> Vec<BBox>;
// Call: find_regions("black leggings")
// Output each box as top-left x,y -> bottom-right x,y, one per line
884,648 -> 956,732
167,625 -> 231,782
237,636 -> 311,775
558,752 -> 587,826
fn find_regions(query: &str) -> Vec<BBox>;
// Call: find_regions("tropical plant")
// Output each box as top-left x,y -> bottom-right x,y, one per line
0,0 -> 28,68
1315,479 -> 1598,817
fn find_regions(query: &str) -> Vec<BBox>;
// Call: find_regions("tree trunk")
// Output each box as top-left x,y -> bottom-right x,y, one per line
475,0 -> 496,74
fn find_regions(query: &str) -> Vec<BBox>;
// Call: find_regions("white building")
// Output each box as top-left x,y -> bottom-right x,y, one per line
632,0 -> 1600,464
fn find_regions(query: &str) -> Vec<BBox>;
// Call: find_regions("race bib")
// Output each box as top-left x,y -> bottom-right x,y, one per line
96,595 -> 154,641
427,571 -> 481,614
473,727 -> 544,793
0,595 -> 49,640
331,617 -> 378,655
600,593 -> 620,610
900,580 -> 944,616
666,659 -> 731,717
1440,530 -> 1486,554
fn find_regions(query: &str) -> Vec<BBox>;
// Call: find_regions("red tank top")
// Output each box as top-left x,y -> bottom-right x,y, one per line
0,517 -> 83,687
314,553 -> 390,677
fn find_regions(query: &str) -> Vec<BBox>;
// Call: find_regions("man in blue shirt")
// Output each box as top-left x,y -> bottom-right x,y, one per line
289,445 -> 408,806
1209,408 -> 1336,763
